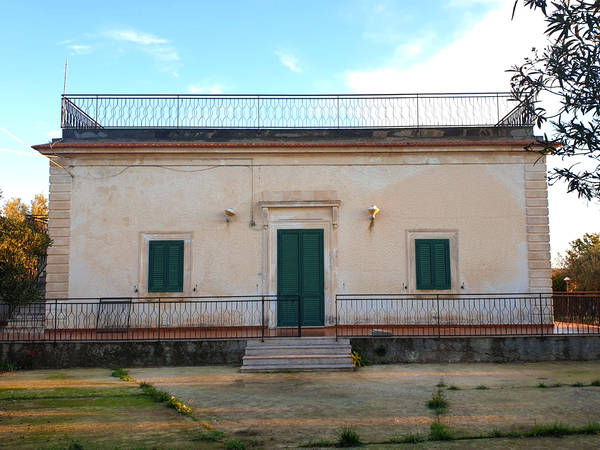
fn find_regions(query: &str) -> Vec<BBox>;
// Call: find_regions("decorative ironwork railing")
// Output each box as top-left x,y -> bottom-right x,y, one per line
335,293 -> 600,338
60,93 -> 533,130
1,293 -> 599,342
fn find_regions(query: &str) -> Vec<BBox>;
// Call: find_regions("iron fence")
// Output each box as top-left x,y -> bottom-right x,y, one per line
2,293 -> 599,342
0,295 -> 301,342
335,293 -> 600,338
61,93 -> 533,130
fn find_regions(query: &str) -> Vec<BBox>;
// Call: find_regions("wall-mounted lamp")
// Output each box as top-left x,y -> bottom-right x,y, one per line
224,208 -> 236,223
368,205 -> 380,222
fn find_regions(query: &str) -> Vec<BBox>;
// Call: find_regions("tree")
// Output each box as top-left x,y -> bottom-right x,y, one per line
3,198 -> 28,221
30,194 -> 48,216
559,232 -> 600,291
510,1 -> 600,200
0,193 -> 52,305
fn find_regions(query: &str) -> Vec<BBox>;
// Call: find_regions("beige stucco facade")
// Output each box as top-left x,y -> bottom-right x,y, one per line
38,138 -> 552,327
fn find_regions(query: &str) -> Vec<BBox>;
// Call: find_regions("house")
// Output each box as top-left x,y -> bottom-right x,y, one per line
32,93 -> 552,336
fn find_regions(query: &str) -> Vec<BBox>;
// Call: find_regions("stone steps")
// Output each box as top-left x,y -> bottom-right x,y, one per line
241,337 -> 354,373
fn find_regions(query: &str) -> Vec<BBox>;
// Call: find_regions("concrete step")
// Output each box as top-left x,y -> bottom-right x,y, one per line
241,363 -> 354,373
241,337 -> 353,372
244,345 -> 351,356
243,355 -> 352,365
246,338 -> 349,347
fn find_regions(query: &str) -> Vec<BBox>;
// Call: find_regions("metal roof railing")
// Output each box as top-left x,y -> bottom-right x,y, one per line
60,92 -> 534,130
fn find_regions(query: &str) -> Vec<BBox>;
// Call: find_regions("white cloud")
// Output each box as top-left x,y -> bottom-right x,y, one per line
68,44 -> 92,54
106,28 -> 180,76
188,84 -> 224,94
276,51 -> 301,73
108,30 -> 167,45
46,130 -> 61,140
345,2 -> 547,93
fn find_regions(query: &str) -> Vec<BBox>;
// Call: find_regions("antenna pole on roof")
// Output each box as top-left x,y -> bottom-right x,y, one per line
63,59 -> 68,95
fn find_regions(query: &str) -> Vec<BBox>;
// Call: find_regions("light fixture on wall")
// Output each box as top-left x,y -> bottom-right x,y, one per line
368,205 -> 380,222
224,208 -> 236,223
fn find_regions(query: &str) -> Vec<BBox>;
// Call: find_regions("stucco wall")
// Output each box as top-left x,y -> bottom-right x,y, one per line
44,144 -> 551,326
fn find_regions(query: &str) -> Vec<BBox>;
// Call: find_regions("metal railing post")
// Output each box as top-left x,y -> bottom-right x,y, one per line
257,96 -> 261,129
436,294 -> 441,338
335,295 -> 338,341
158,298 -> 161,342
261,295 -> 265,342
539,293 -> 544,335
95,95 -> 99,129
54,299 -> 58,343
176,95 -> 180,128
298,295 -> 302,337
336,95 -> 340,128
416,94 -> 420,128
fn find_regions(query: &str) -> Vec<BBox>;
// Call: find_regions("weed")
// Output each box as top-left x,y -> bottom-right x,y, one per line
338,427 -> 362,447
527,422 -> 600,437
110,367 -> 134,382
528,423 -> 575,437
537,382 -> 547,388
429,421 -> 454,441
192,430 -> 225,442
225,438 -> 246,450
389,433 -> 425,444
350,349 -> 370,368
436,379 -> 447,388
426,389 -> 449,414
0,359 -> 15,372
168,395 -> 192,415
139,383 -> 170,403
591,379 -> 600,386
572,381 -> 584,387
551,383 -> 563,388
475,385 -> 489,390
447,385 -> 460,390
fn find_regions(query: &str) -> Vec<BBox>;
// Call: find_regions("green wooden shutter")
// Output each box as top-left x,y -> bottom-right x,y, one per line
300,230 -> 324,326
415,239 -> 450,290
148,240 -> 184,292
277,231 -> 300,326
432,240 -> 451,289
416,240 -> 433,289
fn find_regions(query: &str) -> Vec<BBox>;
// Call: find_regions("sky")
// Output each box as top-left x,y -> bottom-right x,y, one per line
0,0 -> 598,262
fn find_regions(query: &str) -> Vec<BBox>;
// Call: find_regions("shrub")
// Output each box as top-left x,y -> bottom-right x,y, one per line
426,390 -> 449,414
537,382 -> 548,388
476,385 -> 489,390
338,427 -> 361,447
429,422 -> 454,441
225,439 -> 246,450
590,379 -> 600,386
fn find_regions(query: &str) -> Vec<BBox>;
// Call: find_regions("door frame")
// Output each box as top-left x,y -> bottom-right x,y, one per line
277,228 -> 325,327
261,203 -> 338,328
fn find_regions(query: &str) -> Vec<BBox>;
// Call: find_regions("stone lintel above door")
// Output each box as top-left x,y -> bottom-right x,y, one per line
258,191 -> 341,229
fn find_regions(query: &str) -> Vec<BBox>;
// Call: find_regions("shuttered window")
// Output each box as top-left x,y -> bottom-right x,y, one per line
415,239 -> 451,290
148,240 -> 184,292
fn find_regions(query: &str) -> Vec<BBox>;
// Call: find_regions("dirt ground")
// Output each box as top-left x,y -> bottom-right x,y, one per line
129,362 -> 600,447
1,362 -> 600,448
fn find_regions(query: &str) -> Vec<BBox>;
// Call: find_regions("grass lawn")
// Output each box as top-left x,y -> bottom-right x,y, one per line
1,362 -> 600,448
0,369 -> 223,449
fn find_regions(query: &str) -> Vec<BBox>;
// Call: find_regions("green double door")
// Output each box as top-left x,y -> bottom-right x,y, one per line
277,229 -> 324,327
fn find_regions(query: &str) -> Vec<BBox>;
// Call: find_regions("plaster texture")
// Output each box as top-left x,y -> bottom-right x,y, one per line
37,133 -> 552,328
